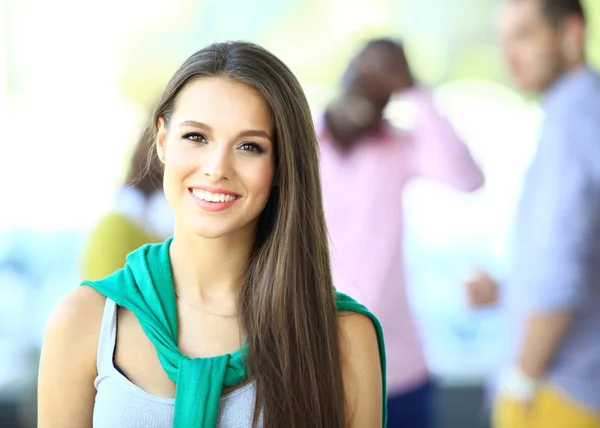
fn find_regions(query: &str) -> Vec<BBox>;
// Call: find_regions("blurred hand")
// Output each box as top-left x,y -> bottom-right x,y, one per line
497,366 -> 539,414
465,269 -> 499,308
325,93 -> 381,149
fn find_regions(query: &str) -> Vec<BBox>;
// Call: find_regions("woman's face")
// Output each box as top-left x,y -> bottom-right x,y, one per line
156,76 -> 275,240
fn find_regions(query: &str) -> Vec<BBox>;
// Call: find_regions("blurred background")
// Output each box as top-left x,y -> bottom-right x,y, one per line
1,0 -> 599,427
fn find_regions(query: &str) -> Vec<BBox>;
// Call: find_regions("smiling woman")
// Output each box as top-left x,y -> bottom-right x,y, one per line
156,77 -> 276,240
37,41 -> 386,428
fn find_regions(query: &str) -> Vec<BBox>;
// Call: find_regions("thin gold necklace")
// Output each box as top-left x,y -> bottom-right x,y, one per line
175,291 -> 238,319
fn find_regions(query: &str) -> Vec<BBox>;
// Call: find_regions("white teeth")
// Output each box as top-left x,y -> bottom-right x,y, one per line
191,189 -> 237,203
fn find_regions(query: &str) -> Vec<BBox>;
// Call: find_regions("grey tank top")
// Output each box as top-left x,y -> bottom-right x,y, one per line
92,298 -> 261,427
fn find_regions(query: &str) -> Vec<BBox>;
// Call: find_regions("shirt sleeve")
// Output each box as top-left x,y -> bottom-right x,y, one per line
528,116 -> 600,311
405,87 -> 485,191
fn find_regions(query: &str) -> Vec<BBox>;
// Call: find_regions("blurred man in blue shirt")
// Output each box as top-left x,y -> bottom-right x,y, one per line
467,1 -> 600,427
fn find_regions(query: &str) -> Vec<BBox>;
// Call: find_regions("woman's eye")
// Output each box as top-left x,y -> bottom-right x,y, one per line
239,142 -> 265,153
182,132 -> 207,143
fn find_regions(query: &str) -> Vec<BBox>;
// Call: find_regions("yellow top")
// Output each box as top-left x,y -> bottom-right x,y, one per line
81,212 -> 161,281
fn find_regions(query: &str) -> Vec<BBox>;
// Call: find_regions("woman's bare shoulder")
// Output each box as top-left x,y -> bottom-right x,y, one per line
337,311 -> 378,351
45,286 -> 107,347
337,311 -> 382,427
38,287 -> 107,427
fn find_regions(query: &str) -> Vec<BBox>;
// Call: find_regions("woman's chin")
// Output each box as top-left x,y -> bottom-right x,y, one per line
190,225 -> 232,240
177,213 -> 259,242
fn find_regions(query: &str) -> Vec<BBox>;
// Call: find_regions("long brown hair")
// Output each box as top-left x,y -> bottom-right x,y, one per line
148,42 -> 345,427
125,125 -> 164,198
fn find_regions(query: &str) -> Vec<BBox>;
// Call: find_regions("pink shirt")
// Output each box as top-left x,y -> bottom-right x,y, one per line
318,88 -> 484,394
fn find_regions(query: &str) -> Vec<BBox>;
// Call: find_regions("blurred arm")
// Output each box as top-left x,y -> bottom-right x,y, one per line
406,88 -> 485,191
518,312 -> 572,379
338,312 -> 383,427
515,121 -> 598,380
38,287 -> 106,428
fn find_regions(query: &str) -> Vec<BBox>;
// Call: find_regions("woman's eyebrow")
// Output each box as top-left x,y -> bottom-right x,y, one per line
179,120 -> 272,141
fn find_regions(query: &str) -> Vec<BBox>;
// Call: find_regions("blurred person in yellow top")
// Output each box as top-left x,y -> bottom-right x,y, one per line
81,127 -> 174,280
467,1 -> 600,427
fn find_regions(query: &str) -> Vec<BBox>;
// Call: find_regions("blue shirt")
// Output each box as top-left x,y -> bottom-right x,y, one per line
506,67 -> 600,412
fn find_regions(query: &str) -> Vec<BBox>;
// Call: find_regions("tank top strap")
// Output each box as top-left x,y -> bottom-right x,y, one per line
96,297 -> 118,375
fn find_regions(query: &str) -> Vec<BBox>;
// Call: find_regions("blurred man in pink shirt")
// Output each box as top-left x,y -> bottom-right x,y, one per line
318,39 -> 485,428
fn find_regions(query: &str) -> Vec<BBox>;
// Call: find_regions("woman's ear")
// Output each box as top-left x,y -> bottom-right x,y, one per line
156,117 -> 167,163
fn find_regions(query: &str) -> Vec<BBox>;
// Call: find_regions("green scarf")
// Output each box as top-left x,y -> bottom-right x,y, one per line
82,238 -> 387,427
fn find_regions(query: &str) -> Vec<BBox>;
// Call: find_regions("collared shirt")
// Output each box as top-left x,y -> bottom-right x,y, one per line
506,67 -> 600,412
318,87 -> 484,393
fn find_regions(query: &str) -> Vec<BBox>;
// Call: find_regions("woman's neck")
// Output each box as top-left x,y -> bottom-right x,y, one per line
169,224 -> 256,303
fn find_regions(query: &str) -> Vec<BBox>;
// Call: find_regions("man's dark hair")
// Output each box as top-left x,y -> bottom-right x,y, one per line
364,38 -> 405,56
536,0 -> 586,26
